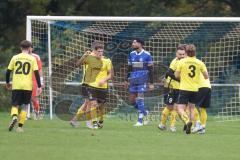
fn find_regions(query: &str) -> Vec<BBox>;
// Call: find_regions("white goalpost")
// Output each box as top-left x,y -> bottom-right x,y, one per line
26,16 -> 240,121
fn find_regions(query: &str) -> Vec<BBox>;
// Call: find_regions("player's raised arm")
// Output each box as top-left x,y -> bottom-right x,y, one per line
76,50 -> 91,67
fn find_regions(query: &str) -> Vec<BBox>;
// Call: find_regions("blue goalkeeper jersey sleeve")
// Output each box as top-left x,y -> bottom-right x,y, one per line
128,50 -> 153,85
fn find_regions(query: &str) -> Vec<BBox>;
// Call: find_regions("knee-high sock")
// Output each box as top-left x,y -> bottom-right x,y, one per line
19,110 -> 27,127
180,111 -> 190,124
137,110 -> 144,123
75,107 -> 85,120
18,104 -> 28,127
131,102 -> 138,109
136,97 -> 147,116
98,106 -> 105,122
200,107 -> 207,128
160,107 -> 170,125
170,109 -> 177,127
90,103 -> 98,123
11,107 -> 18,117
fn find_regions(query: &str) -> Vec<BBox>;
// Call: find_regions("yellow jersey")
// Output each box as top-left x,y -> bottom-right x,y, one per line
198,73 -> 211,89
88,57 -> 112,89
169,58 -> 181,89
7,53 -> 39,91
176,57 -> 207,92
82,55 -> 103,84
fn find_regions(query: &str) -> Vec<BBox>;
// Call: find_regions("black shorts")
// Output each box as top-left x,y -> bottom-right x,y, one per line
196,87 -> 211,108
88,86 -> 108,103
164,87 -> 179,105
177,90 -> 198,105
12,90 -> 32,106
81,83 -> 90,98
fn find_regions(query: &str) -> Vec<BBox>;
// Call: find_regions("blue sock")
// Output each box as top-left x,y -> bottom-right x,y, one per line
138,111 -> 143,123
131,102 -> 138,109
136,98 -> 147,116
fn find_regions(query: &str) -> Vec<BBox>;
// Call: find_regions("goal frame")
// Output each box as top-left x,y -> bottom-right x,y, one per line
26,16 -> 240,120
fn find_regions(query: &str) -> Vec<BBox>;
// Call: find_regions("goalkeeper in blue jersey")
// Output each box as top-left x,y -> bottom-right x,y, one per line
125,38 -> 154,127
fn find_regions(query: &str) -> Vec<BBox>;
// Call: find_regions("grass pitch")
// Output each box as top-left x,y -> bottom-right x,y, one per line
0,113 -> 240,160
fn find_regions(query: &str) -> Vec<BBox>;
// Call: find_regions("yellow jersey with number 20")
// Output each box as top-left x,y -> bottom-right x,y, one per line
7,53 -> 39,91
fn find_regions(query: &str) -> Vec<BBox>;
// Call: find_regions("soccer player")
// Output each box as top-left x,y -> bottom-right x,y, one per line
192,72 -> 211,134
175,44 -> 209,134
6,40 -> 42,132
70,45 -> 102,128
125,38 -> 154,127
70,41 -> 113,129
158,44 -> 186,132
87,42 -> 113,129
28,47 -> 44,120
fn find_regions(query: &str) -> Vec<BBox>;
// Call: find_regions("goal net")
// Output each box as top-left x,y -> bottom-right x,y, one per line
27,16 -> 240,121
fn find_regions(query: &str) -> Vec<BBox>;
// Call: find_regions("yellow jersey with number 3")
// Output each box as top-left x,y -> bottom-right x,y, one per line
7,53 -> 39,91
176,57 -> 207,92
198,73 -> 211,89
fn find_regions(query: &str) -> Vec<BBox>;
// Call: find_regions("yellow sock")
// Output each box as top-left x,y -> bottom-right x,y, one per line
19,111 -> 27,126
170,110 -> 177,127
98,107 -> 105,122
75,108 -> 84,120
160,107 -> 171,125
11,107 -> 18,117
86,110 -> 92,121
194,107 -> 200,125
186,107 -> 190,117
90,106 -> 98,122
180,111 -> 189,124
200,107 -> 207,127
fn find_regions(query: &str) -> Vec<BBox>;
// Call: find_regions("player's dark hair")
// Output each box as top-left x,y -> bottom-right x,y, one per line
134,38 -> 144,46
186,44 -> 196,57
92,41 -> 104,50
20,40 -> 32,49
177,44 -> 187,51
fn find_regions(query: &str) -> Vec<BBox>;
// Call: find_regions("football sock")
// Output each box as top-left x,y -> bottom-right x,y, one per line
180,111 -> 190,124
160,107 -> 170,125
131,102 -> 138,109
138,111 -> 143,123
136,97 -> 147,116
11,107 -> 18,117
98,107 -> 105,122
90,105 -> 98,123
170,109 -> 177,127
200,107 -> 207,128
19,110 -> 27,127
76,108 -> 84,120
